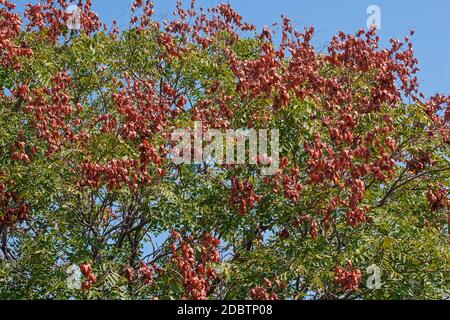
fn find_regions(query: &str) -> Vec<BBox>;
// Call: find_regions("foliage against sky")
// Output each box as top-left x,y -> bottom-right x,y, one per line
0,0 -> 449,299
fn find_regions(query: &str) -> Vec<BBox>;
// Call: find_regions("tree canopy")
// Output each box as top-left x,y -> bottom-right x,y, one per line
0,0 -> 448,300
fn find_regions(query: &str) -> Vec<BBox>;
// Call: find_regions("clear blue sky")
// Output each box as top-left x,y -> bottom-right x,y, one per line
14,0 -> 450,98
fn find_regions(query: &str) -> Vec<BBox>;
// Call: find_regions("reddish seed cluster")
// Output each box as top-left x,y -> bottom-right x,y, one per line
406,152 -> 435,174
250,275 -> 286,300
79,141 -> 168,190
334,260 -> 362,292
426,185 -> 449,212
346,207 -> 367,227
113,78 -> 178,140
138,261 -> 155,286
131,0 -> 155,27
158,32 -> 186,60
349,179 -> 365,209
0,1 -> 33,70
80,262 -> 97,291
265,159 -> 303,203
421,95 -> 450,147
124,261 -> 155,286
278,228 -> 290,240
234,41 -> 283,104
139,140 -> 165,173
130,0 -> 257,66
302,131 -> 383,227
79,159 -> 141,191
124,266 -> 135,283
10,133 -> 37,163
24,0 -> 102,42
277,159 -> 303,203
292,214 -> 319,239
231,176 -> 262,215
424,94 -> 450,128
190,2 -> 255,48
0,183 -> 30,228
250,286 -> 277,300
95,113 -> 117,134
345,179 -> 370,227
191,96 -> 234,129
171,230 -> 220,300
24,72 -> 89,155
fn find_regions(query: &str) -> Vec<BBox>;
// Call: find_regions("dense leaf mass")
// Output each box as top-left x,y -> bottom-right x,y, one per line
0,0 -> 448,299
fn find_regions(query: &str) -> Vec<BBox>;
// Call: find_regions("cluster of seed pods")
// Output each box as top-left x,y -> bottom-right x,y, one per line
170,230 -> 220,300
